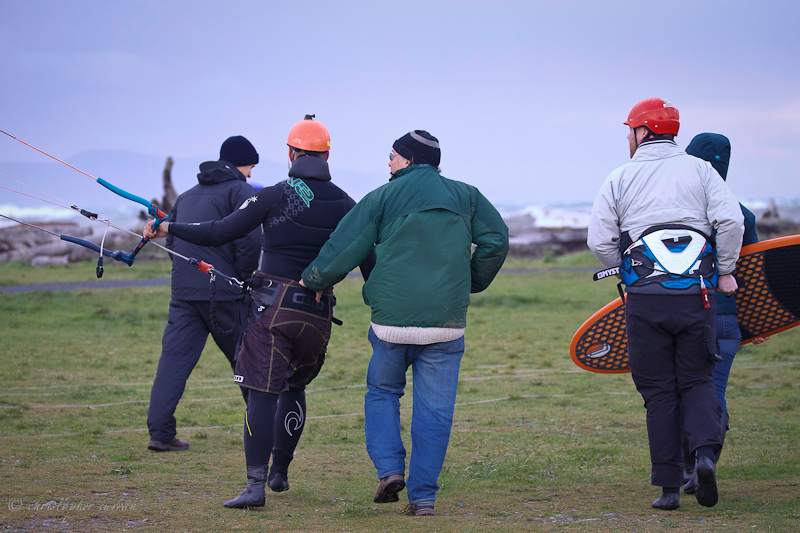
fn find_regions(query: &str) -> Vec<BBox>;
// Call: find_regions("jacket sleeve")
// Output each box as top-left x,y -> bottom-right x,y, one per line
169,185 -> 276,246
704,167 -> 744,275
165,202 -> 178,263
230,184 -> 261,278
587,174 -> 622,269
470,191 -> 509,293
302,199 -> 378,291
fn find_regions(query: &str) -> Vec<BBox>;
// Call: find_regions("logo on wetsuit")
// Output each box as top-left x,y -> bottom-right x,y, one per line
239,196 -> 257,210
287,178 -> 314,207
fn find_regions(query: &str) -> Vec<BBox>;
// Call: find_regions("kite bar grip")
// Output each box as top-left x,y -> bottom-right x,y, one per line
60,235 -> 134,266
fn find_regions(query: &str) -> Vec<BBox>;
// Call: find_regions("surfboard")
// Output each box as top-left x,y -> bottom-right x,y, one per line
570,234 -> 800,373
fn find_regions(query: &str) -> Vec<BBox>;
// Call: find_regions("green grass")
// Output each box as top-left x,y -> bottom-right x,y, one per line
0,257 -> 798,532
0,254 -> 172,286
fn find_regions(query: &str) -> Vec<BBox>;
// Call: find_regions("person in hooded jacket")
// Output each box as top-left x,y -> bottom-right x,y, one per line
143,115 -> 376,509
680,133 -> 768,493
147,135 -> 261,452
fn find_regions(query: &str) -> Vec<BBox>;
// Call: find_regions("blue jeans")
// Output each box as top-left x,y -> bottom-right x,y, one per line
713,314 -> 742,413
364,327 -> 464,505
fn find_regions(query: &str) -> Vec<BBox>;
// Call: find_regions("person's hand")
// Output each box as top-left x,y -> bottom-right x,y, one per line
143,220 -> 169,239
299,279 -> 322,303
752,336 -> 770,345
717,274 -> 738,296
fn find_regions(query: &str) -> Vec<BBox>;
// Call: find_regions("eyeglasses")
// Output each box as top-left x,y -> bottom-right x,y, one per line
389,151 -> 395,161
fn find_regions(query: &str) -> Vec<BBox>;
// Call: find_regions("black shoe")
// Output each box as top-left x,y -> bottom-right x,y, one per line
147,437 -> 188,452
224,466 -> 267,509
268,472 -> 290,493
652,491 -> 680,510
683,469 -> 698,494
374,474 -> 405,503
695,456 -> 719,507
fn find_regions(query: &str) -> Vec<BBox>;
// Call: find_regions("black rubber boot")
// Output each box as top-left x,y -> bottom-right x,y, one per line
652,489 -> 680,510
223,465 -> 268,508
268,471 -> 290,493
695,456 -> 719,507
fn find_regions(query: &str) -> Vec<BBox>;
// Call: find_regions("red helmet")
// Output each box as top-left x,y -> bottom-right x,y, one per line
287,114 -> 330,152
624,98 -> 680,135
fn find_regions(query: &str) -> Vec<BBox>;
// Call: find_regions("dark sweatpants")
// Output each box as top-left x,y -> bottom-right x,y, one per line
626,292 -> 722,488
148,299 -> 248,442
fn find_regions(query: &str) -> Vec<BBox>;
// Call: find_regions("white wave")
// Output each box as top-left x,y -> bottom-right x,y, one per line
499,203 -> 592,229
0,203 -> 144,229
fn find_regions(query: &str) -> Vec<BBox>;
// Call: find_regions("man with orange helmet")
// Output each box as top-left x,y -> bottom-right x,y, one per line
144,115 -> 374,509
588,98 -> 744,511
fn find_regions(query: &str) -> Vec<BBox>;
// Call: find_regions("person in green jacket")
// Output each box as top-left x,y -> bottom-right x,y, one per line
301,130 -> 509,516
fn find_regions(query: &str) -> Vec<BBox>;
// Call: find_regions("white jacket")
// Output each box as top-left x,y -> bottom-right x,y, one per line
588,140 -> 744,276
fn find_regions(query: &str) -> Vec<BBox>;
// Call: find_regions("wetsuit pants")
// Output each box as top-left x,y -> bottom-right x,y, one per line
243,388 -> 307,480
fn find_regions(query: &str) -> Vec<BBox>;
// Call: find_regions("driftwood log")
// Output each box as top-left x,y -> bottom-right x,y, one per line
0,223 -> 145,266
139,156 -> 179,221
1,156 -> 178,266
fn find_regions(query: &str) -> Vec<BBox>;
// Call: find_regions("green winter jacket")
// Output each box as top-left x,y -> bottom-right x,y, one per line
302,164 -> 509,329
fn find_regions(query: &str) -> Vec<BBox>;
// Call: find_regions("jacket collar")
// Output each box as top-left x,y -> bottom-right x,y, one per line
389,163 -> 433,182
632,140 -> 684,162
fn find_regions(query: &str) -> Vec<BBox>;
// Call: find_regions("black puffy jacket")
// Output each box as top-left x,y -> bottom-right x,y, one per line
167,160 -> 260,301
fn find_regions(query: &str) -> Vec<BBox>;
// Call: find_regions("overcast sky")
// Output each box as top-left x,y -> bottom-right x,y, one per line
1,0 -> 798,209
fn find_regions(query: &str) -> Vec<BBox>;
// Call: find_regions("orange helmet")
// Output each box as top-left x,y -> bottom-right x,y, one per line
624,98 -> 680,135
287,114 -> 330,152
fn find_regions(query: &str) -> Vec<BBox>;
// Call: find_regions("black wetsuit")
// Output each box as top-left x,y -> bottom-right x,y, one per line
168,154 -> 374,480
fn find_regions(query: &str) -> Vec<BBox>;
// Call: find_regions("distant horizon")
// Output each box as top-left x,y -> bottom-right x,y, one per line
2,144 -> 796,211
1,1 -> 797,211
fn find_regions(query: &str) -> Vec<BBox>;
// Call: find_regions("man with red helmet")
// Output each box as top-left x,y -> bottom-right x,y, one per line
144,115 -> 374,509
588,98 -> 744,510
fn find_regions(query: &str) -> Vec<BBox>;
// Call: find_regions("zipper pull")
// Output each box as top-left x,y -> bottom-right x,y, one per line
700,275 -> 710,309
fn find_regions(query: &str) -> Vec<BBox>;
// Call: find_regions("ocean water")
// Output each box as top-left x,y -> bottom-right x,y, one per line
2,198 -> 799,231
0,203 -> 144,230
497,197 -> 800,229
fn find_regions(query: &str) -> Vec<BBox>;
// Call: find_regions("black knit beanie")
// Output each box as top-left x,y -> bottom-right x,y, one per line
392,130 -> 441,167
219,136 -> 259,166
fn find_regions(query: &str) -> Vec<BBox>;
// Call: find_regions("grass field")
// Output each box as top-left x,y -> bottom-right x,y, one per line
1,253 -> 798,532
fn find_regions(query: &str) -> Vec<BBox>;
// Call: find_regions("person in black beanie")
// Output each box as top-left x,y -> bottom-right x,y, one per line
301,129 -> 508,516
391,130 -> 441,171
219,135 -> 259,176
146,136 -> 261,452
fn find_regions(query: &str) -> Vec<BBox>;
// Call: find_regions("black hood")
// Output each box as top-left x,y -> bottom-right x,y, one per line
197,160 -> 246,185
288,154 -> 331,182
686,133 -> 731,181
